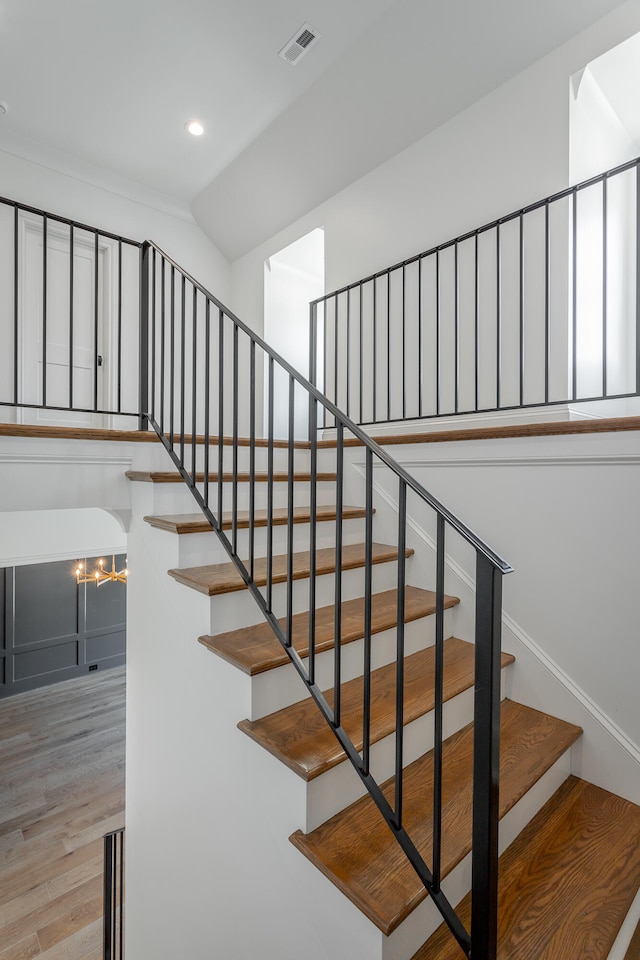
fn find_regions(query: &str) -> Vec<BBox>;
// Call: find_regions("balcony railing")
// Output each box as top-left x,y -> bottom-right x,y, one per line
310,156 -> 640,429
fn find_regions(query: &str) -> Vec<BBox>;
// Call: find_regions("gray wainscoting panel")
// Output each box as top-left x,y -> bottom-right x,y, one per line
0,555 -> 126,698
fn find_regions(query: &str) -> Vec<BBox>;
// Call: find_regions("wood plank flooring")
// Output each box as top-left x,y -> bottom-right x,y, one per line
0,667 -> 126,960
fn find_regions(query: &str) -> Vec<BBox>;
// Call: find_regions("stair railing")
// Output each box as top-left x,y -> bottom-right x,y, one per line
311,156 -> 640,428
141,240 -> 513,959
104,827 -> 125,960
0,195 -> 143,427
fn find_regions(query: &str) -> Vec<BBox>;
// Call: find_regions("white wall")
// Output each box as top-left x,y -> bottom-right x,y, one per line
339,428 -> 640,803
0,507 -> 126,567
264,229 -> 324,438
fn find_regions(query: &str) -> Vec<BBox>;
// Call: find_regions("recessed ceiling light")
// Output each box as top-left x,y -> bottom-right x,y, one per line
185,120 -> 204,137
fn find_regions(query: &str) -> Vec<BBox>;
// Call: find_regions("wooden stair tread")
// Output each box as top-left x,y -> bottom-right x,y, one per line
415,776 -> 640,960
239,637 -> 514,779
143,504 -> 367,534
125,469 -> 336,483
199,586 -> 459,676
168,542 -> 414,596
289,700 -> 582,935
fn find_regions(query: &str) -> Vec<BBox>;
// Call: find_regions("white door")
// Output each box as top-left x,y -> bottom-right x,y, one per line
18,214 -> 117,427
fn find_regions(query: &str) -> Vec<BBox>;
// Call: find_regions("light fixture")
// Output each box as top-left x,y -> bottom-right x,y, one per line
185,119 -> 204,136
76,555 -> 128,587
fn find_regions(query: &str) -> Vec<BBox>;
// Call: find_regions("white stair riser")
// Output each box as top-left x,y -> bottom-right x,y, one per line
147,479 -> 341,514
175,518 -> 366,567
250,610 -> 456,719
204,561 -> 413,636
380,750 -> 573,960
304,677 -> 508,832
173,447 -> 318,475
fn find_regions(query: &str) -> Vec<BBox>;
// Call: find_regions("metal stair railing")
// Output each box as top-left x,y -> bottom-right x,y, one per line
141,240 -> 513,959
311,155 -> 640,429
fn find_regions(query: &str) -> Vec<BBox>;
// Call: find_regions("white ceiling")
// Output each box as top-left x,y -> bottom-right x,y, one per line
0,0 -> 629,261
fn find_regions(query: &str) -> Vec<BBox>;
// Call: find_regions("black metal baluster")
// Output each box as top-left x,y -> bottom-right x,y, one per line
249,340 -> 256,579
151,248 -> 156,423
93,231 -> 98,411
104,834 -> 113,960
69,224 -> 74,409
436,250 -> 440,416
179,274 -> 186,464
387,272 -> 391,421
286,374 -> 295,647
323,298 -> 328,428
454,242 -> 459,414
13,206 -> 18,405
603,176 -> 608,397
169,266 -> 175,443
362,447 -> 373,775
432,514 -> 445,892
42,216 -> 48,407
395,479 -> 406,828
470,553 -> 503,960
359,286 -> 364,424
204,300 -> 211,510
475,234 -> 480,413
545,202 -> 550,404
117,239 -> 123,414
346,289 -> 351,418
402,265 -> 406,420
496,224 -> 501,410
118,831 -> 124,960
519,214 -> 524,408
308,395 -> 318,686
266,356 -> 275,612
418,257 -> 423,417
334,292 -> 339,410
373,279 -> 377,423
232,325 -> 239,554
160,257 -> 165,434
217,309 -> 224,525
636,165 -> 640,398
572,190 -> 578,401
139,245 -> 149,431
191,286 -> 198,484
333,421 -> 344,727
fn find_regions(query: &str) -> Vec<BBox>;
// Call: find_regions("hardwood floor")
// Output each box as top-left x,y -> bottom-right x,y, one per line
0,667 -> 126,960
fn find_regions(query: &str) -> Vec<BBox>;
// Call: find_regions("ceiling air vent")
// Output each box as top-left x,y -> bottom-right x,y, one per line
278,23 -> 319,66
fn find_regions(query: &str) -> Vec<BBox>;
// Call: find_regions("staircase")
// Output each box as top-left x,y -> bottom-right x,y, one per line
126,438 -> 640,960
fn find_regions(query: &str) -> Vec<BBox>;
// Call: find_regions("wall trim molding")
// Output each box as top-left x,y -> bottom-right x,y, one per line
0,453 -> 132,467
4,546 -> 127,569
381,454 -> 640,470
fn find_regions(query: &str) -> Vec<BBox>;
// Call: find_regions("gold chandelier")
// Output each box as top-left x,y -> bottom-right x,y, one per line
75,555 -> 128,587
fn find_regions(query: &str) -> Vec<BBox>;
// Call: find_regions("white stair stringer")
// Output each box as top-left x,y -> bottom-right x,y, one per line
126,464 -> 383,960
126,442 -> 583,960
